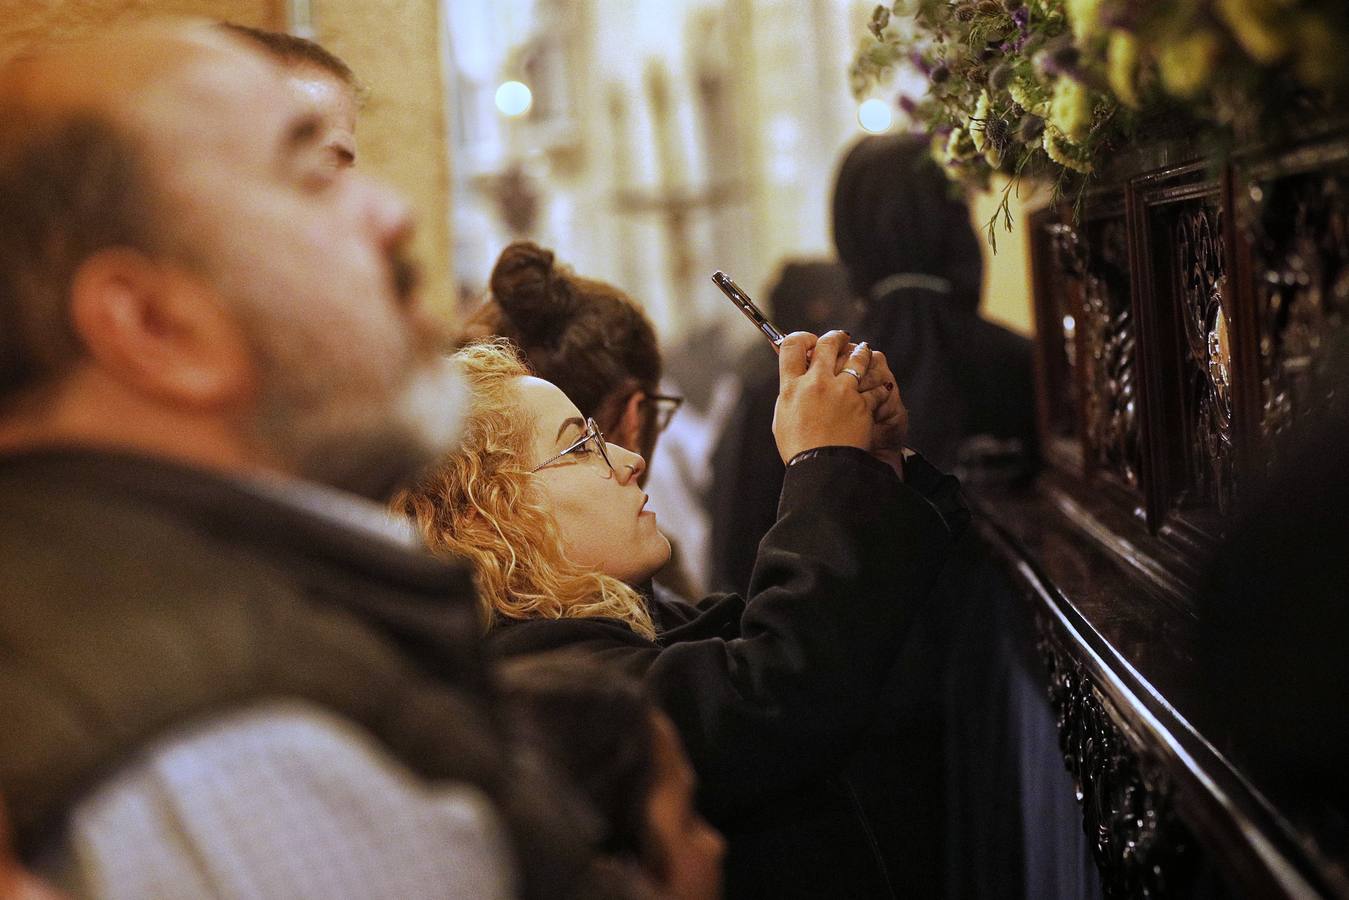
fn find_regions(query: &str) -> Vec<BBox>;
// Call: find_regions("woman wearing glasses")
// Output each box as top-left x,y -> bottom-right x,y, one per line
397,334 -> 965,898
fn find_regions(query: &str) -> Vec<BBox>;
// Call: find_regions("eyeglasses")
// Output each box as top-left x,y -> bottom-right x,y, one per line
530,417 -> 615,475
641,393 -> 684,434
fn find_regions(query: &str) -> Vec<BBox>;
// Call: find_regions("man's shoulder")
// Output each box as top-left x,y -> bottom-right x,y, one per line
43,702 -> 515,899
0,449 -> 484,852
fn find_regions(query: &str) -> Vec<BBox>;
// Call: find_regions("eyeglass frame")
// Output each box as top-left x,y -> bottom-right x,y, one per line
640,392 -> 684,433
529,417 -> 615,475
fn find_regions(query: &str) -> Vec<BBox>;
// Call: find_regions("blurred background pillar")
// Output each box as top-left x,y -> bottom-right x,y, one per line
311,0 -> 456,321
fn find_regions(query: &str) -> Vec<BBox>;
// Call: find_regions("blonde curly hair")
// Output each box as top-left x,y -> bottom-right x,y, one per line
394,340 -> 656,640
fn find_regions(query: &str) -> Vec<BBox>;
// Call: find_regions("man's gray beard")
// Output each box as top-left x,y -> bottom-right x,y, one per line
251,354 -> 466,502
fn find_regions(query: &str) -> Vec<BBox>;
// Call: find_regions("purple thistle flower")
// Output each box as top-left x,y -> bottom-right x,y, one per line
1036,43 -> 1082,80
1012,7 -> 1030,32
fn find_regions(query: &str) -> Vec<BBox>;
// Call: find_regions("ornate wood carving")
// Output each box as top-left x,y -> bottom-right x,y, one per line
1048,223 -> 1082,384
1175,203 -> 1236,514
1080,215 -> 1142,492
1044,220 -> 1084,441
1038,623 -> 1198,898
1245,169 -> 1349,455
1020,129 -> 1349,899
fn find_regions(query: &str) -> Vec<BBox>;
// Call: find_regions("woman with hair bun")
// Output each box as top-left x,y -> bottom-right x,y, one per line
461,242 -> 676,476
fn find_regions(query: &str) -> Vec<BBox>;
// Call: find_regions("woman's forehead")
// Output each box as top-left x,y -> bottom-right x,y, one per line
515,376 -> 581,424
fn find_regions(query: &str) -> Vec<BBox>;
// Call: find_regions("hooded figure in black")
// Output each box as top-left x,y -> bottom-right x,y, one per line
823,134 -> 1042,898
832,133 -> 1036,475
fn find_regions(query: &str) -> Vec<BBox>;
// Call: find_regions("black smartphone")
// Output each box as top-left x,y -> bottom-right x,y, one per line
712,271 -> 786,352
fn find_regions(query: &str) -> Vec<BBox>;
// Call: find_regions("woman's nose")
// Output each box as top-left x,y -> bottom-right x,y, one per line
611,445 -> 646,484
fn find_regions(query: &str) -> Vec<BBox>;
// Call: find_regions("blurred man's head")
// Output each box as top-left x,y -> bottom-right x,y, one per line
217,23 -> 359,170
0,21 -> 461,497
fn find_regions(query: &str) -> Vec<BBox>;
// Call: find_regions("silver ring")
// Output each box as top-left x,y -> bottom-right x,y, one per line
842,367 -> 862,384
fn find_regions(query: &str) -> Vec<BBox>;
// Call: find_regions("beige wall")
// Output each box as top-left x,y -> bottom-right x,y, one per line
1,0 -> 456,322
970,180 -> 1040,338
315,0 -> 454,321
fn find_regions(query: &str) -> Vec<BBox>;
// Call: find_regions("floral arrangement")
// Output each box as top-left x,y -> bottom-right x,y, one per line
851,0 -> 1349,243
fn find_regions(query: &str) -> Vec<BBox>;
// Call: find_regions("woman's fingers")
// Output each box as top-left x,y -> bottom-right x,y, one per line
860,385 -> 889,415
838,341 -> 873,381
809,330 -> 851,374
778,331 -> 817,380
873,388 -> 909,452
856,348 -> 894,393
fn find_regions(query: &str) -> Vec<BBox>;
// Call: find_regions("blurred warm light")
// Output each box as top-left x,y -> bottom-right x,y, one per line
495,80 -> 533,117
857,98 -> 893,133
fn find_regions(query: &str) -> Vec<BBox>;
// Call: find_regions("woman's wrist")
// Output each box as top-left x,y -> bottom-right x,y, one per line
868,448 -> 910,481
786,445 -> 899,480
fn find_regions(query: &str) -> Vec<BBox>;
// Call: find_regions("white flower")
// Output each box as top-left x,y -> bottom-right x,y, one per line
971,90 -> 992,152
1049,78 -> 1093,143
1043,123 -> 1093,174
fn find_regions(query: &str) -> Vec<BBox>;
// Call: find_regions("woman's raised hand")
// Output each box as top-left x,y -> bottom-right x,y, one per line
772,331 -> 886,463
853,347 -> 907,455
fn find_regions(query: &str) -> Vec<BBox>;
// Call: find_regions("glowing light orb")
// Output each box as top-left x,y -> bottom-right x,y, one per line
495,81 -> 533,117
857,98 -> 894,133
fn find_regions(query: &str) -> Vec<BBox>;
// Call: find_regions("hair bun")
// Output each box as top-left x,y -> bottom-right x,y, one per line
489,241 -> 573,343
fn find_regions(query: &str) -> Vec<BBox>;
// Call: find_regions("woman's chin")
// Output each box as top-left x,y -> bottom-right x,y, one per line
627,535 -> 673,586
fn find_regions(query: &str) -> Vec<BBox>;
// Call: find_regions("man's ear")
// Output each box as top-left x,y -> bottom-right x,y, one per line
68,249 -> 255,410
612,389 -> 646,452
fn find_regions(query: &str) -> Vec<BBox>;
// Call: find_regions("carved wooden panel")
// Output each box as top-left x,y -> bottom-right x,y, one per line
1127,164 -> 1238,547
1238,150 -> 1349,465
1174,204 -> 1235,515
1022,127 -> 1349,899
1080,211 -> 1142,496
1030,208 -> 1085,471
1038,623 -> 1199,898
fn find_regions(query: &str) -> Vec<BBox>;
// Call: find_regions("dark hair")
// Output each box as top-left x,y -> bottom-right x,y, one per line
0,108 -> 162,407
468,241 -> 662,434
831,134 -> 984,310
498,653 -> 659,862
217,22 -> 358,89
766,260 -> 853,335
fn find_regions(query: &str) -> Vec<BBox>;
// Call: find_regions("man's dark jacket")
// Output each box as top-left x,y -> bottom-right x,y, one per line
491,446 -> 967,899
0,449 -> 591,899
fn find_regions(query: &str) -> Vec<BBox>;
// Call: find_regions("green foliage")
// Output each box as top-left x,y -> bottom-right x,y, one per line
851,0 -> 1349,244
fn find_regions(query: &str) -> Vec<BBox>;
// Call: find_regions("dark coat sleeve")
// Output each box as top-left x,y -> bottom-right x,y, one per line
489,447 -> 957,819
708,361 -> 785,596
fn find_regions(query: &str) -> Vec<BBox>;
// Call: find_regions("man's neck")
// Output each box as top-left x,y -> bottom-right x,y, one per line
0,370 -> 277,482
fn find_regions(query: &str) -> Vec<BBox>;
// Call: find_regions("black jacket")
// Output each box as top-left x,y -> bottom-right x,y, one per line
491,446 -> 965,898
0,449 -> 593,898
